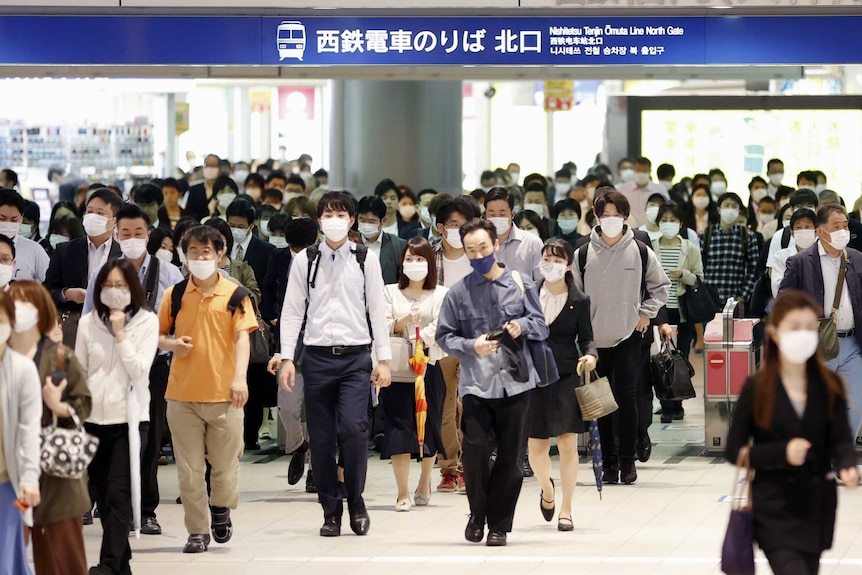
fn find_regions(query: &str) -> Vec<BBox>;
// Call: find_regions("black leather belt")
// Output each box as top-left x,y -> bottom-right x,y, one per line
307,345 -> 371,356
837,329 -> 855,338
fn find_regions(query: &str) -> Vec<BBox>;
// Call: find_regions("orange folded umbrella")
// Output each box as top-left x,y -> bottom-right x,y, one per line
409,327 -> 429,458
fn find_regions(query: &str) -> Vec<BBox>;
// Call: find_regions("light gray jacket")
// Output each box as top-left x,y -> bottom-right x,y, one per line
1,346 -> 43,526
574,228 -> 670,348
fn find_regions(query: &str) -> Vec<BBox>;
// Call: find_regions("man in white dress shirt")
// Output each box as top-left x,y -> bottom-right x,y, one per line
279,191 -> 392,538
0,188 -> 49,281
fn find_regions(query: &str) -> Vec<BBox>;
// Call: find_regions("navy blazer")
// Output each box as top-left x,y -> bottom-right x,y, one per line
778,241 -> 862,351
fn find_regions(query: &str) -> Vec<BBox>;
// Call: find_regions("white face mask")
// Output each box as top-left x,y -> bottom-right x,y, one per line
692,196 -> 710,210
0,221 -> 20,239
358,222 -> 381,238
233,170 -> 249,185
0,323 -> 10,343
445,228 -> 462,249
320,217 -> 350,242
419,206 -> 432,224
155,248 -> 174,263
178,250 -> 187,266
119,237 -> 147,260
777,329 -> 819,364
557,218 -> 579,235
815,184 -> 828,194
100,287 -> 131,311
826,228 -> 851,251
269,236 -> 288,249
619,168 -> 635,183
645,205 -> 660,224
16,223 -> 32,238
711,181 -> 727,196
524,203 -> 545,216
402,261 -> 429,282
187,259 -> 218,281
793,229 -> 816,250
49,234 -> 70,249
751,188 -> 768,203
600,216 -> 625,238
218,193 -> 237,209
13,302 -> 38,333
203,166 -> 219,181
769,173 -> 784,186
539,262 -> 566,283
509,172 -> 520,184
0,264 -> 13,287
634,172 -> 650,187
720,207 -> 739,225
760,212 -> 776,224
659,221 -> 680,239
83,213 -> 109,237
554,182 -> 571,196
259,220 -> 270,237
522,228 -> 540,238
230,227 -> 249,245
489,217 -> 510,236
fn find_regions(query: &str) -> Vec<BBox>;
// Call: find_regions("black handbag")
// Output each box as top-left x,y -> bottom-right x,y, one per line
650,337 -> 696,401
248,297 -> 271,364
680,277 -> 722,324
527,338 -> 561,388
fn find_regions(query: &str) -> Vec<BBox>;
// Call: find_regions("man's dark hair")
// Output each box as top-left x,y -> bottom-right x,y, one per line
268,212 -> 291,236
257,204 -> 277,221
374,179 -> 401,199
816,204 -> 848,227
657,203 -> 685,225
459,217 -> 497,244
161,177 -> 181,191
554,168 -> 571,180
748,176 -> 767,190
116,203 -> 151,227
266,170 -> 288,185
437,197 -> 477,228
766,158 -> 784,171
479,170 -> 496,183
357,196 -> 386,220
790,188 -> 819,209
262,188 -> 283,203
525,182 -> 547,195
285,218 -> 319,251
88,188 -> 124,217
485,187 -> 514,210
634,157 -> 652,169
717,192 -> 745,210
523,173 -> 548,190
226,197 -> 257,225
181,224 -> 225,254
205,218 -> 235,254
134,183 -> 163,206
797,170 -> 817,187
790,208 -> 817,229
286,174 -> 306,190
429,193 -> 452,217
0,234 -> 16,258
1,169 -> 19,187
317,191 -> 356,219
313,168 -> 328,179
214,174 -> 239,195
416,188 -> 437,203
657,163 -> 675,181
244,173 -> 265,190
173,216 -> 200,247
0,188 -> 25,214
22,200 -> 39,225
593,187 -> 631,218
775,185 -> 795,205
552,198 -> 582,220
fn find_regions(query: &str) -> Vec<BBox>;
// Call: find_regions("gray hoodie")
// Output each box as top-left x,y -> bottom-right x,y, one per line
573,227 -> 670,348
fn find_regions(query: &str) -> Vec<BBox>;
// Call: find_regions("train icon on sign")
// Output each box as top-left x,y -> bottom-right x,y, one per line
277,21 -> 306,61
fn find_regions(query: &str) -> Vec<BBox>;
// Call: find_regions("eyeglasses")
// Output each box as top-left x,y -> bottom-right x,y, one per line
186,247 -> 216,259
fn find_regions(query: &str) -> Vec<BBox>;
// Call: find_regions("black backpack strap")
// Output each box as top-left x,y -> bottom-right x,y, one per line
739,225 -> 750,266
168,278 -> 189,336
781,226 -> 791,249
144,256 -> 160,311
350,244 -> 372,337
577,245 -> 588,282
635,239 -> 649,299
701,224 -> 714,267
227,286 -> 251,315
296,245 -> 321,360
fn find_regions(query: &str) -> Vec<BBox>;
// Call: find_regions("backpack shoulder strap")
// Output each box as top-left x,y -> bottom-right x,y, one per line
144,256 -> 160,311
635,239 -> 649,298
702,224 -> 714,260
577,245 -> 588,281
168,278 -> 190,336
227,285 -> 251,315
781,226 -> 791,249
511,270 -> 525,295
350,244 -> 372,335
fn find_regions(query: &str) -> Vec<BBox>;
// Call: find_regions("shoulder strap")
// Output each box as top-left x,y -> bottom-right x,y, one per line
227,285 -> 251,315
833,251 -> 848,317
511,270 -> 525,295
781,226 -> 792,249
636,239 -> 649,298
299,245 -> 321,347
577,245 -> 588,282
145,256 -> 160,311
702,224 -> 714,265
739,226 -> 750,264
168,278 -> 190,336
56,342 -> 66,371
350,244 -> 372,336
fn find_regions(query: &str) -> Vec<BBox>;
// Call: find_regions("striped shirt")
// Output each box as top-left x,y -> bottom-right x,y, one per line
659,245 -> 683,309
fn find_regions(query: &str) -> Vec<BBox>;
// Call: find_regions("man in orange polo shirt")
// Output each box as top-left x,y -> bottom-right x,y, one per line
158,225 -> 258,554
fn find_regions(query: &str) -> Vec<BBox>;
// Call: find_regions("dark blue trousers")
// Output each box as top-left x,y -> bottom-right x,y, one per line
302,348 -> 372,519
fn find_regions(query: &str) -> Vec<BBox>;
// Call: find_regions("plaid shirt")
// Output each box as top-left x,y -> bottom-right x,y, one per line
700,224 -> 759,302
433,236 -> 446,286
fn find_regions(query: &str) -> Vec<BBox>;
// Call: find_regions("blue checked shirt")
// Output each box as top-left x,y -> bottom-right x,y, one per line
700,224 -> 759,302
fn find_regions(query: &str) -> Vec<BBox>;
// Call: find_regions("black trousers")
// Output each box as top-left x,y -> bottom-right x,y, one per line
765,548 -> 821,575
142,355 -> 169,519
597,331 -> 642,462
660,308 -> 696,417
461,390 -> 531,533
244,363 -> 276,447
86,422 -> 148,575
303,348 -> 372,519
637,337 -> 653,440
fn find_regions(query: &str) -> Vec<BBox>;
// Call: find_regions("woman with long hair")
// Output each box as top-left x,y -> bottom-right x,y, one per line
727,290 -> 859,575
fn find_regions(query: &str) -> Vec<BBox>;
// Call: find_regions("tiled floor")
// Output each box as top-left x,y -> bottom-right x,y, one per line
59,364 -> 862,574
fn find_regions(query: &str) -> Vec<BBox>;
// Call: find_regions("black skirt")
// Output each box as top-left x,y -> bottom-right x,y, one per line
530,372 -> 587,439
379,361 -> 447,461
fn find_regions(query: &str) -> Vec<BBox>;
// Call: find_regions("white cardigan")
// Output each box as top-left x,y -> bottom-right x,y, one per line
0,346 -> 42,526
75,310 -> 159,425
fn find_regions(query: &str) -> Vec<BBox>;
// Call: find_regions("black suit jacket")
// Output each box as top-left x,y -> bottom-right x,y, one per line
537,278 -> 598,375
241,235 -> 276,287
727,372 -> 855,553
185,183 -> 211,222
261,248 -> 292,345
44,238 -> 122,311
778,242 -> 862,350
379,233 -> 407,285
397,219 -> 421,240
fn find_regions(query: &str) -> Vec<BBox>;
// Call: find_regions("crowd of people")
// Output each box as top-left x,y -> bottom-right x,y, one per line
0,152 -> 859,575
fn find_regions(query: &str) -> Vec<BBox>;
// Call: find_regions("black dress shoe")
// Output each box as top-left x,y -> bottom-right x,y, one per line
319,517 -> 341,537
183,534 -> 211,554
141,517 -> 162,535
637,432 -> 652,463
602,463 -> 619,485
245,442 -> 261,451
673,409 -> 685,421
486,531 -> 507,546
288,440 -> 308,486
83,511 -> 93,526
211,506 -> 232,544
523,459 -> 534,478
348,498 -> 370,536
620,458 -> 638,485
660,414 -> 673,424
464,515 -> 484,543
305,470 -> 317,493
540,478 -> 555,522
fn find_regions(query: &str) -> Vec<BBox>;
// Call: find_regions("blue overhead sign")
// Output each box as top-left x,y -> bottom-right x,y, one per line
0,15 -> 859,66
